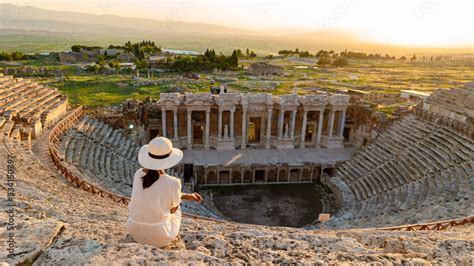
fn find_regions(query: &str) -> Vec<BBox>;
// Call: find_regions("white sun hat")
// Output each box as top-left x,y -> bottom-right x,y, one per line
138,137 -> 183,170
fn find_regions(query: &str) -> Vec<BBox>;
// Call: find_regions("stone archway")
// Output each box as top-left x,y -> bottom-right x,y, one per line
232,170 -> 242,184
279,169 -> 288,182
267,169 -> 277,182
254,169 -> 265,183
302,169 -> 311,181
219,170 -> 231,184
243,170 -> 253,183
248,117 -> 262,144
290,169 -> 300,182
207,171 -> 217,184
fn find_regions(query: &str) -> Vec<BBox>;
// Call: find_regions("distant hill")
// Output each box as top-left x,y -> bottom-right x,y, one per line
288,29 -> 359,43
0,3 -> 472,56
0,4 -> 254,35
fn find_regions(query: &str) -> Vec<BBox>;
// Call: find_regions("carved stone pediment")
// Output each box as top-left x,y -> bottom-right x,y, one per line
299,95 -> 328,107
275,94 -> 299,107
159,93 -> 181,106
214,93 -> 241,106
184,93 -> 213,106
247,93 -> 273,105
328,94 -> 350,108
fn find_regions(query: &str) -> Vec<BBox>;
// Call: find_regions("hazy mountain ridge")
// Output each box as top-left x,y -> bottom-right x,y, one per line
0,3 -> 255,35
0,3 -> 472,55
0,4 -> 364,41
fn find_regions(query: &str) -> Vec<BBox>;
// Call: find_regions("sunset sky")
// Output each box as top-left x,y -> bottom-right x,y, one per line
4,0 -> 473,47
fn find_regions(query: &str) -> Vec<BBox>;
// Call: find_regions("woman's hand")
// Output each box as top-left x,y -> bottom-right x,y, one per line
170,205 -> 179,214
183,192 -> 203,203
189,192 -> 202,203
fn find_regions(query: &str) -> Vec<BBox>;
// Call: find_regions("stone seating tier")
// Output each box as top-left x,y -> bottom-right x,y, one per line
0,76 -> 68,141
328,115 -> 474,228
0,81 -> 36,101
61,116 -> 141,195
59,116 -> 216,218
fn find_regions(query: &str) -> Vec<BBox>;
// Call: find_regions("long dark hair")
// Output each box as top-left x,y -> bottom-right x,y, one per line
142,169 -> 160,189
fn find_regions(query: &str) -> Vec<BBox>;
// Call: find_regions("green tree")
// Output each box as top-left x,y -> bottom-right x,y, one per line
316,50 -> 329,58
317,56 -> 331,66
71,45 -> 81,53
108,60 -> 120,70
87,64 -> 101,73
332,57 -> 348,67
236,49 -> 244,58
0,51 -> 12,61
96,58 -> 106,67
135,59 -> 148,71
228,50 -> 239,67
164,49 -> 241,72
299,51 -> 311,58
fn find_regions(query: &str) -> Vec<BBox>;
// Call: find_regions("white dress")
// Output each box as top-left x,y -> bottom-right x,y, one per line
127,169 -> 182,248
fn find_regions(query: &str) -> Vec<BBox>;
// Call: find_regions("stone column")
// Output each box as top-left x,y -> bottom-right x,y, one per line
276,165 -> 280,182
230,109 -> 235,139
265,108 -> 272,149
173,109 -> 178,140
290,110 -> 297,139
328,109 -> 335,138
241,105 -> 247,149
317,110 -> 324,147
278,110 -> 284,140
338,109 -> 346,138
205,109 -> 210,149
300,110 -> 308,148
187,110 -> 192,150
161,109 -> 167,137
218,109 -> 223,140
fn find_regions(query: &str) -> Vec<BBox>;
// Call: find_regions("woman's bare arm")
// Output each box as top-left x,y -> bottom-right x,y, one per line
181,192 -> 203,203
170,193 -> 202,214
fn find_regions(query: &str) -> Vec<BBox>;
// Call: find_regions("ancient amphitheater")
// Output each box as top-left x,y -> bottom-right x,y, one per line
1,73 -> 473,264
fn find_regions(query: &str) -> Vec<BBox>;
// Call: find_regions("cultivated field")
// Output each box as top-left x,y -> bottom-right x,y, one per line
1,57 -> 473,108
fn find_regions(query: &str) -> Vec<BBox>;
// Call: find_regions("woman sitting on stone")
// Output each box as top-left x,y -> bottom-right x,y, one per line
127,137 -> 203,248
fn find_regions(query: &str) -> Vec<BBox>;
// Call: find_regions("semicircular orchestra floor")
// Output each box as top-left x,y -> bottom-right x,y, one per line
198,183 -> 335,227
